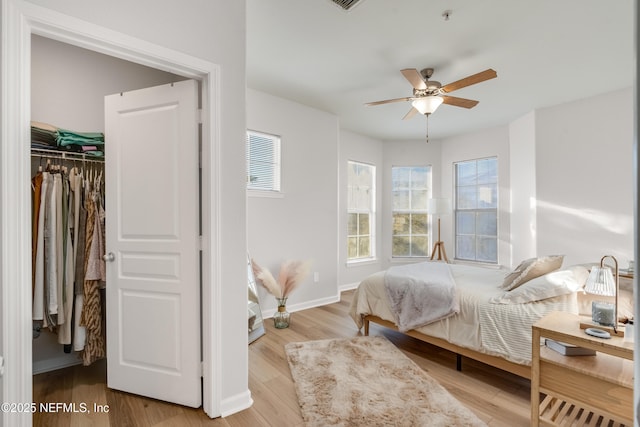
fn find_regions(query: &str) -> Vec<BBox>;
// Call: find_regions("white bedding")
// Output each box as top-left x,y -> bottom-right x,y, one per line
349,263 -> 580,365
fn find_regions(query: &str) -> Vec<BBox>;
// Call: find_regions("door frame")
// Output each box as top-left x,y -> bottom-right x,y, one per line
1,1 -> 224,423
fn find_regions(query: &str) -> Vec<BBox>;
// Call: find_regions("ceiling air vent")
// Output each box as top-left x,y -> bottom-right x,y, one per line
328,0 -> 366,11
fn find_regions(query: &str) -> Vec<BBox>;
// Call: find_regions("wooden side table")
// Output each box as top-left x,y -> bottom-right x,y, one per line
531,311 -> 633,426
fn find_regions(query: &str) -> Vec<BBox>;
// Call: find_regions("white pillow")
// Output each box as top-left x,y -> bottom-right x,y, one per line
491,265 -> 589,304
500,255 -> 564,291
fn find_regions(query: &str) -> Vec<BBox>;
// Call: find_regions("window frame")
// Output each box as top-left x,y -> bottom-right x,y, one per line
347,160 -> 376,263
391,165 -> 432,259
246,130 -> 282,195
453,156 -> 499,264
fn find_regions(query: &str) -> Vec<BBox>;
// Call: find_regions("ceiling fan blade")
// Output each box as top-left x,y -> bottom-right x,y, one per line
402,107 -> 419,120
440,69 -> 497,93
365,96 -> 412,106
441,95 -> 479,109
400,68 -> 426,90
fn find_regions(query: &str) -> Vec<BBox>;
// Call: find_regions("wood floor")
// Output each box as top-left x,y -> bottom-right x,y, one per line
33,290 -> 532,426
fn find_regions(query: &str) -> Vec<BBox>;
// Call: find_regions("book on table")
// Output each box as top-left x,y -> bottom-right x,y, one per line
545,338 -> 596,356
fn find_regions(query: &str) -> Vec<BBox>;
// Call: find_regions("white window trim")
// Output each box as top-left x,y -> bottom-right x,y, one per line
345,257 -> 378,267
346,210 -> 377,263
453,156 -> 499,264
246,130 -> 282,194
390,165 -> 432,259
347,160 -> 376,263
247,189 -> 285,199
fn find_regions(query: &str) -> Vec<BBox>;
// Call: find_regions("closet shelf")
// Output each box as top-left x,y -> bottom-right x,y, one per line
31,147 -> 104,163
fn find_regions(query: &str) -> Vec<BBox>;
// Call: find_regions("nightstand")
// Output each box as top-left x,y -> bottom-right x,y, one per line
531,311 -> 633,426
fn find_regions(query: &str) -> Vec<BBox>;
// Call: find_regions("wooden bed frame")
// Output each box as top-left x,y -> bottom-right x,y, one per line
363,314 -> 531,380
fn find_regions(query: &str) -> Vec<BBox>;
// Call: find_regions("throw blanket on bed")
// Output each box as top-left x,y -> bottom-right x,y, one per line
384,261 -> 459,332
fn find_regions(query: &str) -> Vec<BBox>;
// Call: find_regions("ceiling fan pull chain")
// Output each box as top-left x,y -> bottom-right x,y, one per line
425,113 -> 430,143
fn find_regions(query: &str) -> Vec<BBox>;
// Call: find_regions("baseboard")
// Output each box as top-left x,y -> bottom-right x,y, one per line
219,389 -> 253,417
339,282 -> 359,292
33,353 -> 82,375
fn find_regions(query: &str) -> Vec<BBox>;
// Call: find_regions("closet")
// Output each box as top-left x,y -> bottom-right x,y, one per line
31,35 -> 201,406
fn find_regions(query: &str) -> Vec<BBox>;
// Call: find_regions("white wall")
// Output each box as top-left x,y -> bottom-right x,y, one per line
509,111 -> 538,265
380,139 -> 442,270
431,89 -> 634,271
534,88 -> 634,267
439,126 -> 512,267
20,0 -> 248,417
338,129 -> 383,288
246,89 -> 340,314
31,35 -> 185,132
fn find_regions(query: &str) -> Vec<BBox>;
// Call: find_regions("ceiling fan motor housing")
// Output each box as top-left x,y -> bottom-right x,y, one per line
425,81 -> 441,91
414,81 -> 441,97
420,68 -> 434,80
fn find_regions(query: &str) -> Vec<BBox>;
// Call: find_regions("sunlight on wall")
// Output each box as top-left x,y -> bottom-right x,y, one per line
529,196 -> 537,239
536,200 -> 633,236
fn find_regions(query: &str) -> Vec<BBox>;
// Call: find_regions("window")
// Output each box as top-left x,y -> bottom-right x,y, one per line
246,130 -> 281,192
454,157 -> 498,263
391,166 -> 431,257
347,161 -> 375,261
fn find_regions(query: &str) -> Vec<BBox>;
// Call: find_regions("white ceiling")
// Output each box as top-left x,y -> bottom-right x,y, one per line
247,0 -> 635,141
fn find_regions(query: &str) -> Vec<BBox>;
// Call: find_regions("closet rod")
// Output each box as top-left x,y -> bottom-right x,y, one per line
31,148 -> 104,164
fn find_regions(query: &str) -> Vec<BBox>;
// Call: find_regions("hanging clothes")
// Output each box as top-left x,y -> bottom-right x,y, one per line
31,150 -> 106,366
53,171 -> 64,325
31,171 -> 43,294
80,179 -> 106,366
43,170 -> 57,328
73,169 -> 88,352
32,171 -> 50,323
58,168 -> 77,346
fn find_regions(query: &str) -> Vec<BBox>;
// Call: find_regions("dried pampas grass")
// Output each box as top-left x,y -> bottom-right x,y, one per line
252,262 -> 281,297
252,259 -> 311,299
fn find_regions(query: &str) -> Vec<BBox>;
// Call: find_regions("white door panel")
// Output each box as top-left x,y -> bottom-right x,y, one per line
104,79 -> 201,407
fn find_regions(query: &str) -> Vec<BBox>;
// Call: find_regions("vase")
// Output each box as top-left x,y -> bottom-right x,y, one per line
273,297 -> 290,329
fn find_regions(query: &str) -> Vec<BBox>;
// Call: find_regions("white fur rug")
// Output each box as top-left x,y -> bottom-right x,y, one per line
285,336 -> 487,427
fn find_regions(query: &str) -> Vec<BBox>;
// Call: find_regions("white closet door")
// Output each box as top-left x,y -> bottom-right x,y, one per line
104,80 -> 201,407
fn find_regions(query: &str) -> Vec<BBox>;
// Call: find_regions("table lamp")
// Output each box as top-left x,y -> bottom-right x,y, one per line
427,198 -> 451,263
582,255 -> 622,338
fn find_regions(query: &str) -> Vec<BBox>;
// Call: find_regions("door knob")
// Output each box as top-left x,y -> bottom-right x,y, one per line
103,252 -> 115,262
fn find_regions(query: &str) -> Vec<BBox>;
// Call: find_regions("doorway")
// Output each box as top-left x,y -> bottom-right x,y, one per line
32,37 -> 204,408
1,3 -> 226,422
30,34 -> 190,375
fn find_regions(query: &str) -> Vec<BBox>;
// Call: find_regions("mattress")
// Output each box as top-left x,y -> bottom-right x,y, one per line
349,263 -> 580,365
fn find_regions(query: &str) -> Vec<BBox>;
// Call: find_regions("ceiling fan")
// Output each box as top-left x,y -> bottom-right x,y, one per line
365,67 -> 497,120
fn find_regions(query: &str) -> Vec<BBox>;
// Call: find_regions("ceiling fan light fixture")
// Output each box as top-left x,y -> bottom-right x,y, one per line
412,96 -> 443,115
328,0 -> 366,11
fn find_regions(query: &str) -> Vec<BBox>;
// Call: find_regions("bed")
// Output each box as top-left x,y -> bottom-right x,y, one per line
349,259 -> 593,380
